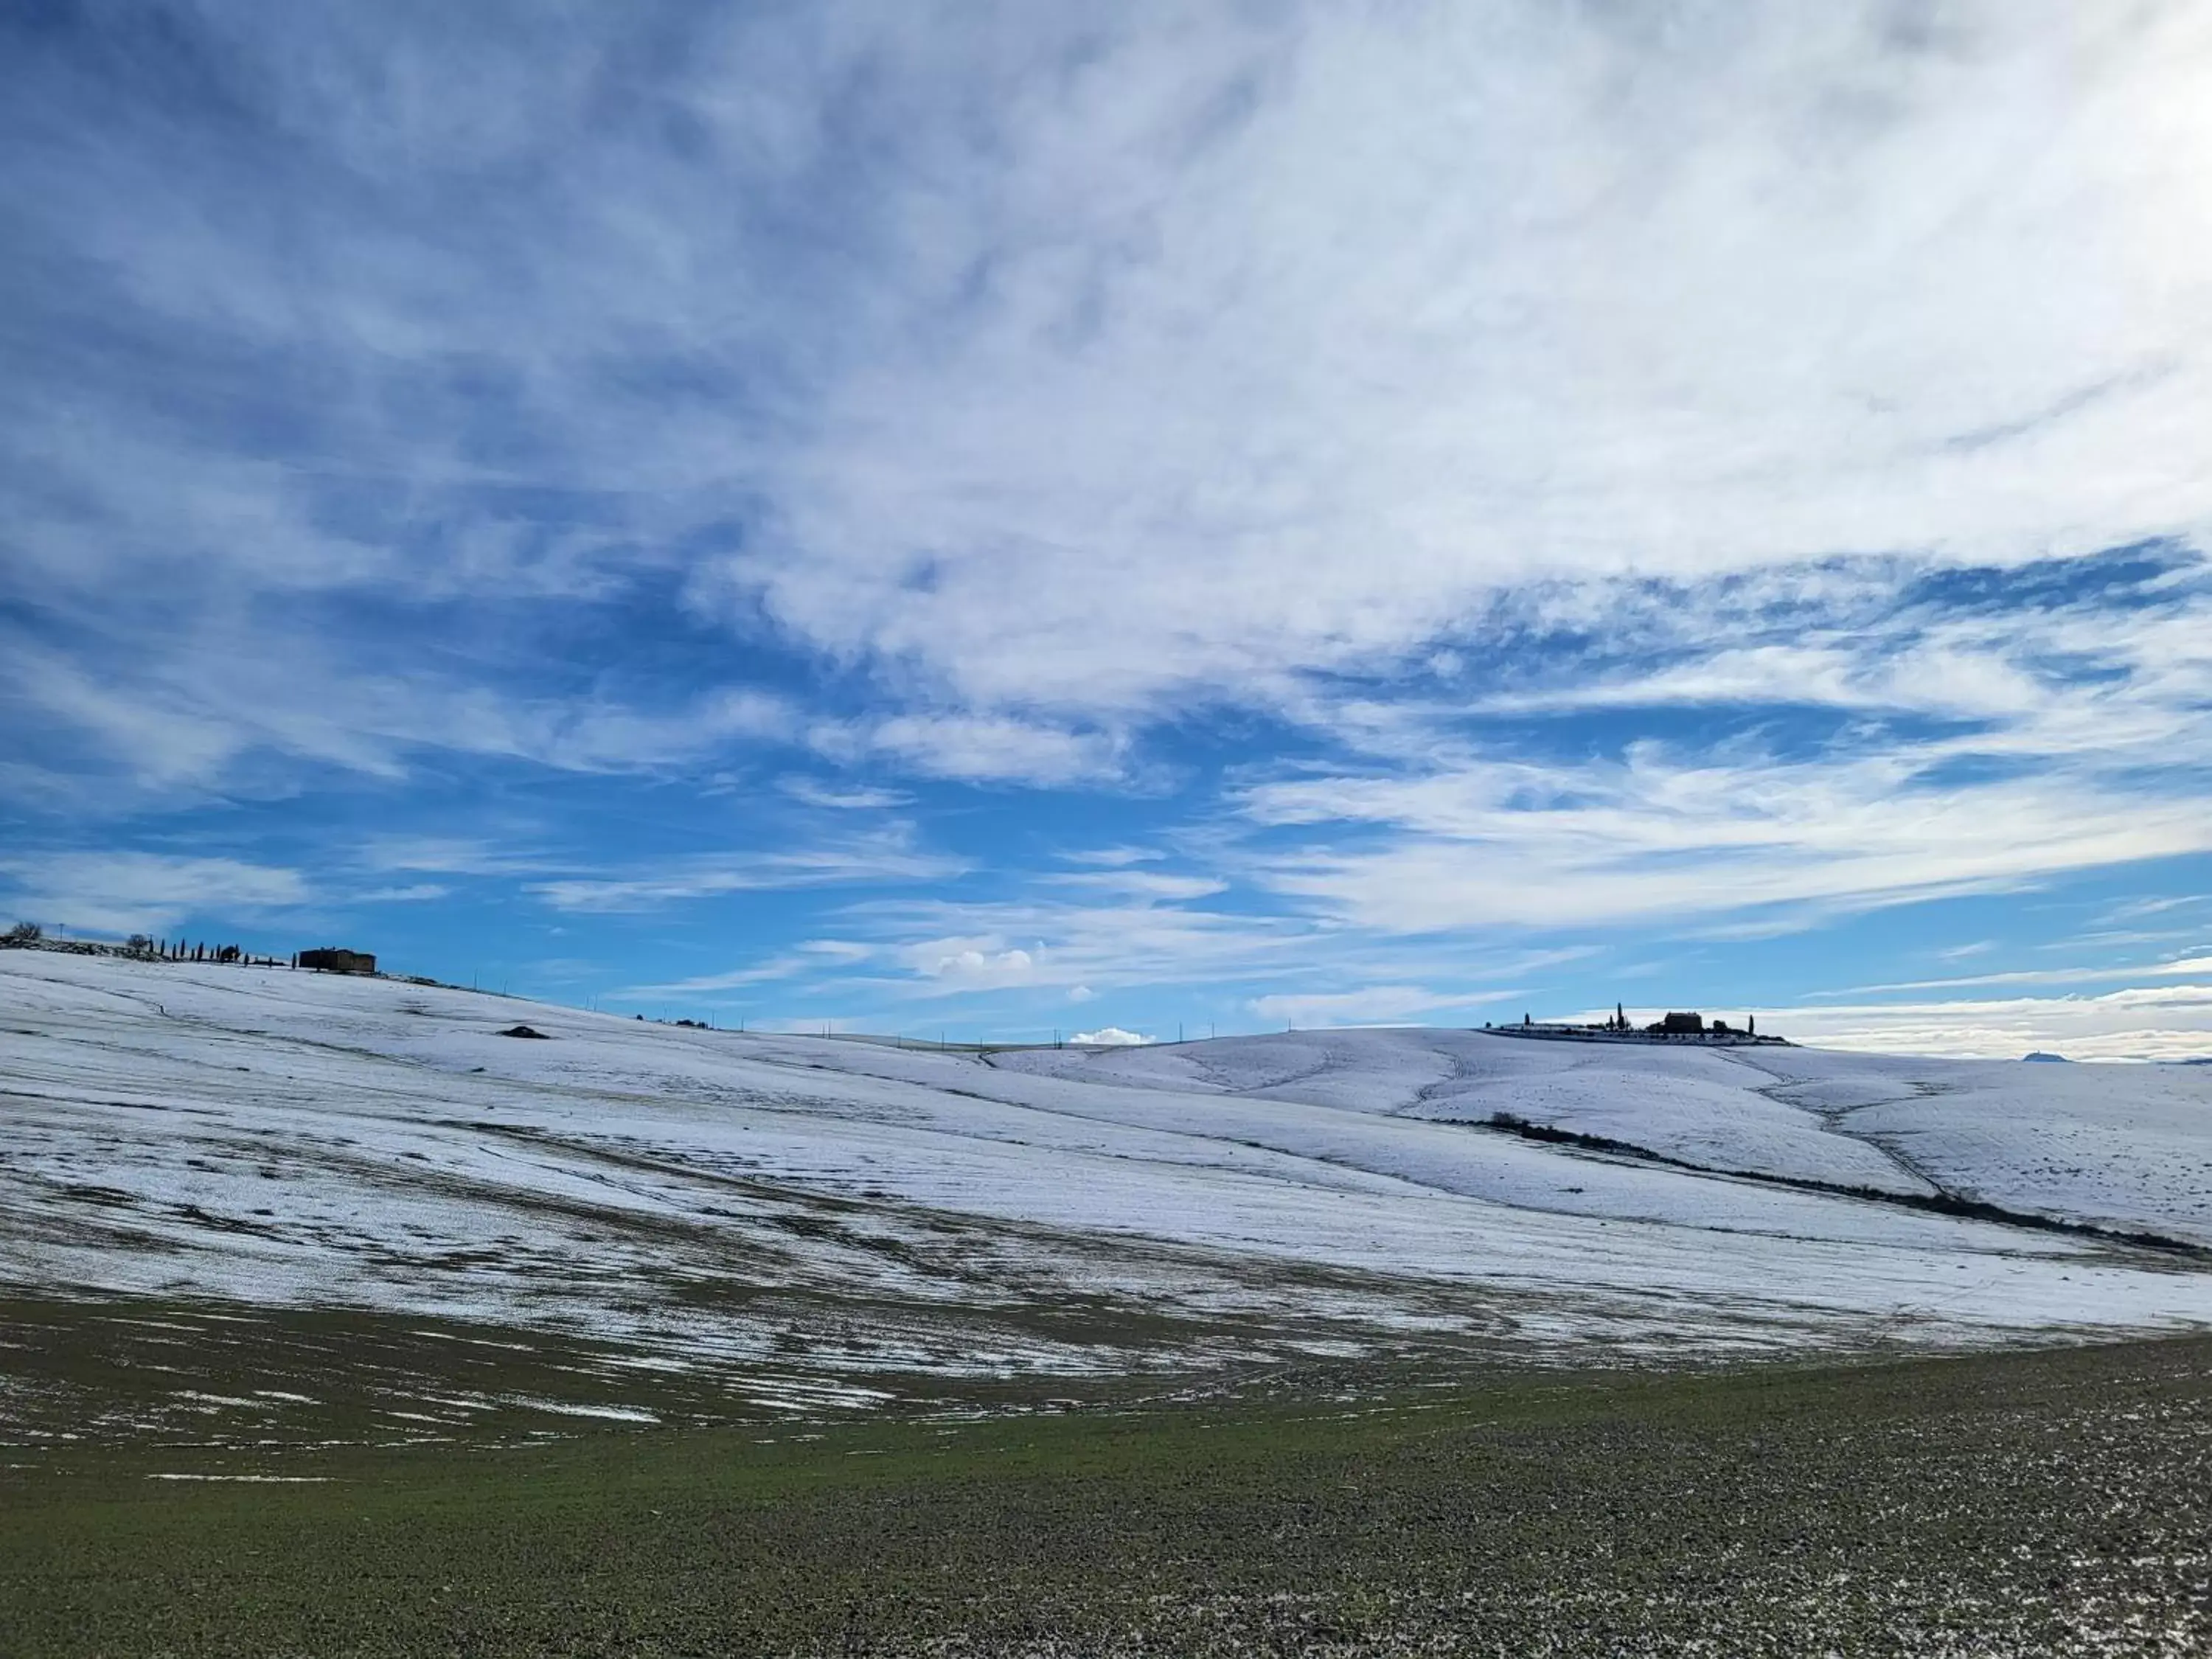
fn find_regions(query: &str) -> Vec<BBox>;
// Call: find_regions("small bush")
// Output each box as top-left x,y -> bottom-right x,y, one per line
2,921 -> 42,946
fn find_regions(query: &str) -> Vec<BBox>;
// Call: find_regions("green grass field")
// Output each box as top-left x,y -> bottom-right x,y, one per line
6,1307 -> 2210,1656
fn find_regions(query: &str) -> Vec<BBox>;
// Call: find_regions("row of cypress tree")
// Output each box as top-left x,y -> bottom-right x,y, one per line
144,938 -> 287,967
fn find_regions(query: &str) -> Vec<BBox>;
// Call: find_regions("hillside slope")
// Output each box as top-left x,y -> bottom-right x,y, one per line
5,952 -> 2210,1406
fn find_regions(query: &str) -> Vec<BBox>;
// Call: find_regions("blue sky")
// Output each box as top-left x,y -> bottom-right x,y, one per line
6,1 -> 2212,1057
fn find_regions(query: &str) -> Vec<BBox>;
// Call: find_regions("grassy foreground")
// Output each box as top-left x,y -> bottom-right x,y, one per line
5,1333 -> 2211,1657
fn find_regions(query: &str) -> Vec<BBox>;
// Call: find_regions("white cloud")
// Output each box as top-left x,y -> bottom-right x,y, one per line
809,713 -> 1125,785
778,777 -> 912,810
0,644 -> 257,788
1183,562 -> 2212,942
1051,869 -> 1228,901
619,959 -> 817,997
1454,574 -> 2212,777
0,853 -> 310,936
1070,1026 -> 1151,1047
530,837 -> 964,912
710,1 -> 2212,714
617,939 -> 879,998
16,2 -> 2211,787
849,897 -> 1313,1002
1771,983 -> 2212,1062
799,937 -> 877,961
1811,956 -> 2212,998
819,895 -> 1591,1016
528,690 -> 797,773
355,883 -> 450,903
1240,745 -> 2212,934
917,944 -> 1037,987
353,837 -> 560,877
0,627 -> 798,794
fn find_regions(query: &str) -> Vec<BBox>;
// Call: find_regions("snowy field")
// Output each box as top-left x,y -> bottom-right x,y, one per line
5,951 -> 2212,1405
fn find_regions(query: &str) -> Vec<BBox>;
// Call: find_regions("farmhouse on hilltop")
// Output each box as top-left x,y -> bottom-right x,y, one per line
298,947 -> 376,975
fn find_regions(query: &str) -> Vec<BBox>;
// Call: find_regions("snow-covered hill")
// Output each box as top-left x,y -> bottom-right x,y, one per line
4,952 -> 2210,1388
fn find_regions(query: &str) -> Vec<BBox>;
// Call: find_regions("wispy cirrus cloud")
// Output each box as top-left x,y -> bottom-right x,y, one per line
807,712 -> 1127,786
355,883 -> 450,904
1808,955 -> 2212,999
1239,742 -> 2212,935
529,838 -> 965,914
0,852 -> 310,936
10,2 -> 2212,781
1212,550 -> 2212,942
618,940 -> 877,999
353,838 -> 563,878
677,889 -> 1600,1024
0,626 -> 800,796
777,778 -> 911,812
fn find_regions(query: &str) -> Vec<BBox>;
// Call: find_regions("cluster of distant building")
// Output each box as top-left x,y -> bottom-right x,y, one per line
1486,1004 -> 1784,1046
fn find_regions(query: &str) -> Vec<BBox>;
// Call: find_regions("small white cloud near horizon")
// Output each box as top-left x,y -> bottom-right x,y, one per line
1071,1026 -> 1152,1047
1764,983 -> 2212,1062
